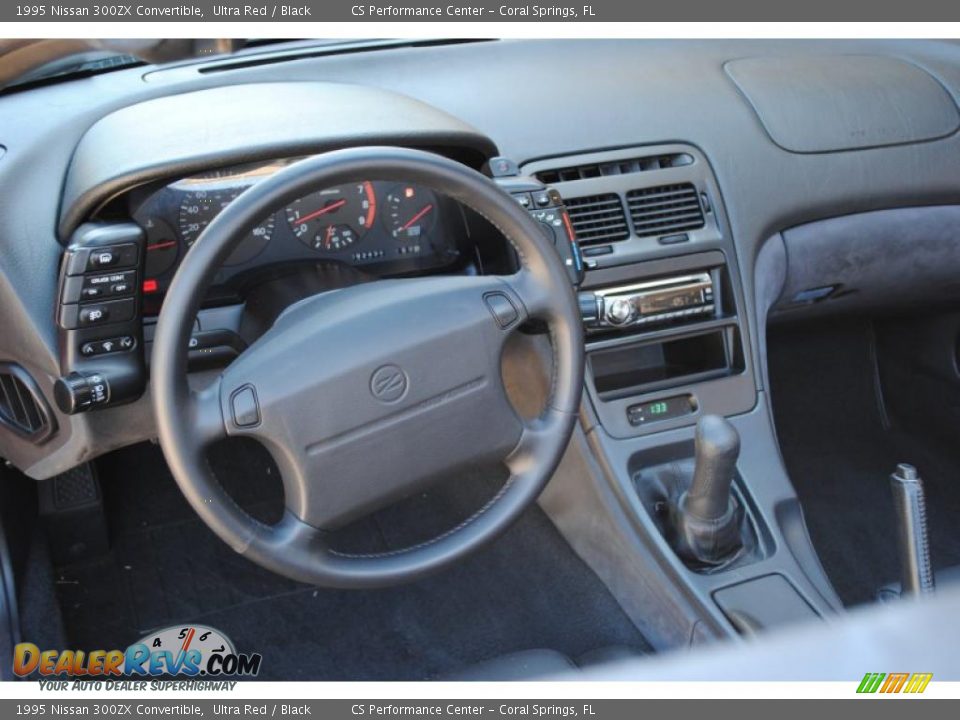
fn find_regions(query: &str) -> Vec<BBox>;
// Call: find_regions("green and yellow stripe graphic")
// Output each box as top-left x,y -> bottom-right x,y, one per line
857,672 -> 933,694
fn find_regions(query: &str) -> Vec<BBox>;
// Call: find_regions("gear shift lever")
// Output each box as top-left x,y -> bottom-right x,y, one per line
671,415 -> 743,565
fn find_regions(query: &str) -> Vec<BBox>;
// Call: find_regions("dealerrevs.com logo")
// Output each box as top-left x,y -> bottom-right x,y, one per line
13,625 -> 262,678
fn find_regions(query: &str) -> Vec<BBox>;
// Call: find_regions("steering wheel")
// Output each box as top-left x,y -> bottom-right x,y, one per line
152,147 -> 584,588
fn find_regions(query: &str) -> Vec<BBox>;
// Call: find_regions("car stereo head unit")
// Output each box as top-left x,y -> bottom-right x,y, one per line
580,272 -> 715,331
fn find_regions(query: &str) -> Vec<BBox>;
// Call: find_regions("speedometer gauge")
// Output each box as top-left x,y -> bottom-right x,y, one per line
286,181 -> 376,252
178,189 -> 275,266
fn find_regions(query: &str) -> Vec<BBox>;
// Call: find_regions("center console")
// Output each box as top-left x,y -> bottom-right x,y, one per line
581,254 -> 752,439
515,144 -> 841,649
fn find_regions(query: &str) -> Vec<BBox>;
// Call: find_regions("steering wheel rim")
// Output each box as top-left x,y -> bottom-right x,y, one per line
152,146 -> 584,588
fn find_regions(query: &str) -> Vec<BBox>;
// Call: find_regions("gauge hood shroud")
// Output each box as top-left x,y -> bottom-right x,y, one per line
57,81 -> 498,238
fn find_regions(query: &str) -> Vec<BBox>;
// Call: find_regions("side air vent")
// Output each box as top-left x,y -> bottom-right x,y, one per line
534,153 -> 694,184
563,194 -> 630,245
0,363 -> 55,444
626,183 -> 705,237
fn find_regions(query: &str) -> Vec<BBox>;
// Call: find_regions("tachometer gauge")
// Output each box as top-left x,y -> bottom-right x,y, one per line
386,185 -> 438,241
178,188 -> 275,266
286,182 -> 376,252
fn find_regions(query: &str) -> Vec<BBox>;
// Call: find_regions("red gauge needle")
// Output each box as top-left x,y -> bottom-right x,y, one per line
147,241 -> 177,251
401,203 -> 434,231
294,199 -> 347,226
324,225 -> 335,246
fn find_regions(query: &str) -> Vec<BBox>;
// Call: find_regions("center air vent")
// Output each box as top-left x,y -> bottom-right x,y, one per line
563,194 -> 629,245
626,183 -> 705,237
0,363 -> 55,444
534,153 -> 694,184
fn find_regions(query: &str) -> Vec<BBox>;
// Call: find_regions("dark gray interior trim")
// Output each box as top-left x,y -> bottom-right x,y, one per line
771,205 -> 960,322
576,583 -> 960,681
543,397 -> 843,654
752,234 -> 787,394
540,426 -> 726,651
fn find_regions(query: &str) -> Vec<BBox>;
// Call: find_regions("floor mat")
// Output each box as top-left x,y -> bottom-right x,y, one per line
54,442 -> 649,680
768,320 -> 960,607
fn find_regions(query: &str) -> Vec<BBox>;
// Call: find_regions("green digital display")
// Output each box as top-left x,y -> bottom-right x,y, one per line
627,395 -> 696,425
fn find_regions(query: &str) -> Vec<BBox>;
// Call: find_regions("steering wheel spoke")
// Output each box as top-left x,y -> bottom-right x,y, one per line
506,407 -> 575,478
189,380 -> 228,447
500,268 -> 554,321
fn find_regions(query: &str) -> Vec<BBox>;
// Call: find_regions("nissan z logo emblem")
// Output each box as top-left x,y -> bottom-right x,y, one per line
370,365 -> 408,403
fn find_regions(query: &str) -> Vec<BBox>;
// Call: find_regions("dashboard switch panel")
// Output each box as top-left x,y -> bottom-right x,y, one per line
56,223 -> 147,412
494,172 -> 584,287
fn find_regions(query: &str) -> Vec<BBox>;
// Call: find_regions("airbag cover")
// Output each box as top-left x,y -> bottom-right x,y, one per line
726,55 -> 959,153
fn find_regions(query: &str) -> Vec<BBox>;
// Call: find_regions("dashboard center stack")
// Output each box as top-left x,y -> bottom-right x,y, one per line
522,143 -> 756,438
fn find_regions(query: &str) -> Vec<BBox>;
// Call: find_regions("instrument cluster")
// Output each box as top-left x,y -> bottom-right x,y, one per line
127,157 -> 464,299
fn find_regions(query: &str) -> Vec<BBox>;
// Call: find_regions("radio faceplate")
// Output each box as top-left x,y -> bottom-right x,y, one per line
581,272 -> 715,331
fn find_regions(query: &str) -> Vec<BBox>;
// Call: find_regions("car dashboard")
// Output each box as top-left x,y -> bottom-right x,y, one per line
4,38 -> 960,489
6,37 -> 960,650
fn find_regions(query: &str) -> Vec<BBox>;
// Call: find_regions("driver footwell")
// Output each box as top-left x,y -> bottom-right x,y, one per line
52,442 -> 650,680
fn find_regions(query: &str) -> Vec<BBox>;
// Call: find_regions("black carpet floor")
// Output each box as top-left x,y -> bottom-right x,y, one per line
768,320 -> 960,608
53,441 -> 649,680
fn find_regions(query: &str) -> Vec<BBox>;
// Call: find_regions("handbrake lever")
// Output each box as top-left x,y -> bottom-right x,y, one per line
889,463 -> 935,597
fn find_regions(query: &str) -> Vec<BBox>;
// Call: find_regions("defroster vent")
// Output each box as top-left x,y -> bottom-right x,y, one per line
563,194 -> 629,245
0,363 -> 55,443
626,183 -> 705,237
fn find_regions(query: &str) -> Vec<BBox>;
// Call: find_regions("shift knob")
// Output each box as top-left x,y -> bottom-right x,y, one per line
671,414 -> 743,565
685,415 -> 740,520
